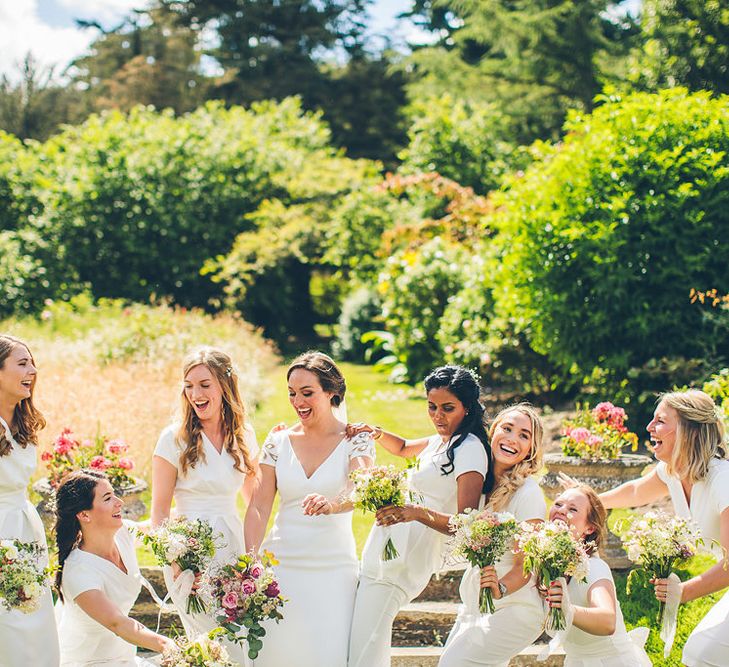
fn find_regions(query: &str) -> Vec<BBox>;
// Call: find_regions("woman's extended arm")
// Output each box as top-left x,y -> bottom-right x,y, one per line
599,466 -> 669,510
546,579 -> 617,636
302,453 -> 375,516
346,423 -> 431,459
244,464 -> 277,554
75,589 -> 174,653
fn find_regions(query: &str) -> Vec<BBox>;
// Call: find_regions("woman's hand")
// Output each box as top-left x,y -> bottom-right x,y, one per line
345,422 -> 378,439
557,472 -> 580,489
650,576 -> 684,604
479,565 -> 502,599
160,636 -> 177,653
302,493 -> 333,516
171,561 -> 201,591
375,504 -> 420,526
545,580 -> 564,609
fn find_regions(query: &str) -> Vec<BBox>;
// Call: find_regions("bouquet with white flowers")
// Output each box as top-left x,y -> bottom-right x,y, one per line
622,511 -> 702,625
518,520 -> 590,632
351,465 -> 409,561
0,539 -> 49,613
138,517 -> 222,614
160,629 -> 236,667
448,510 -> 520,613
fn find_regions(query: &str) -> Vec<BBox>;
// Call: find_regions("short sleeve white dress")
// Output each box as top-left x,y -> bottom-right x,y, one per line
57,522 -> 155,667
153,423 -> 258,661
656,458 -> 729,666
254,429 -> 375,667
349,433 -> 489,667
439,477 -> 548,667
561,556 -> 651,666
0,416 -> 59,667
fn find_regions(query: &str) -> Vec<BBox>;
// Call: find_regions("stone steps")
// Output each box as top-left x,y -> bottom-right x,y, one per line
391,645 -> 565,666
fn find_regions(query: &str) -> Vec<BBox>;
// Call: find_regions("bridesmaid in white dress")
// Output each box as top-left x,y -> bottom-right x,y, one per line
55,470 -> 174,666
0,334 -> 59,667
346,365 -> 490,667
598,389 -> 729,666
544,486 -> 651,666
438,403 -> 547,667
151,346 -> 259,660
245,351 -> 375,667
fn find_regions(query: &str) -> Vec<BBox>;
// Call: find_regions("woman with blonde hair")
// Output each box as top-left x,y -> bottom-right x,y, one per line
438,403 -> 547,667
151,346 -> 259,661
596,389 -> 729,666
0,334 -> 59,666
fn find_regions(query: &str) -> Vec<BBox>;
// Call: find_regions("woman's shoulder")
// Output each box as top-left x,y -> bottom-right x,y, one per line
458,432 -> 488,452
587,555 -> 614,584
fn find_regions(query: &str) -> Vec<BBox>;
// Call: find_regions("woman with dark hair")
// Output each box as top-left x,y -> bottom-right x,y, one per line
347,365 -> 490,667
0,334 -> 59,666
151,347 -> 258,660
55,470 -> 173,665
244,351 -> 375,667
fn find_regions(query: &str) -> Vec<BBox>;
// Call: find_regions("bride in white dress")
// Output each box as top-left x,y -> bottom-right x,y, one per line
245,351 -> 375,667
0,334 -> 59,667
151,347 -> 259,662
55,470 -> 174,666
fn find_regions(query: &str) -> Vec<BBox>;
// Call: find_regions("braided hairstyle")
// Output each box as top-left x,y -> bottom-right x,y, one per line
424,365 -> 493,494
54,469 -> 107,601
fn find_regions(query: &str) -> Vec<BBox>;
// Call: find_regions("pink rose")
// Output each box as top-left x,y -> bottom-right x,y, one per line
222,592 -> 239,609
570,427 -> 590,443
241,579 -> 256,595
118,457 -> 134,470
90,455 -> 111,470
587,435 -> 603,447
41,451 -> 52,462
249,564 -> 263,579
264,581 -> 280,598
108,440 -> 129,455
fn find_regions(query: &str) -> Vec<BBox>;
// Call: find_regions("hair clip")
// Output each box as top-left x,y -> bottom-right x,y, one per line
225,367 -> 233,377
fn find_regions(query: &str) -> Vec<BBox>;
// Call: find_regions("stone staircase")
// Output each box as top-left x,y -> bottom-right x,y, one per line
133,566 -> 564,666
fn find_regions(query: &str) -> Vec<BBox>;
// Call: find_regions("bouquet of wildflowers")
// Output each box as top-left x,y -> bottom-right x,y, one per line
622,511 -> 702,625
560,401 -> 639,460
518,520 -> 590,632
40,428 -> 136,490
138,517 -> 221,614
160,629 -> 236,667
0,539 -> 50,613
448,510 -> 519,613
203,550 -> 286,660
351,465 -> 409,560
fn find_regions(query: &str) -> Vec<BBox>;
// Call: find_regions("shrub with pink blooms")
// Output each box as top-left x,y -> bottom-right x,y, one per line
203,551 -> 286,660
560,401 -> 639,460
40,428 -> 137,490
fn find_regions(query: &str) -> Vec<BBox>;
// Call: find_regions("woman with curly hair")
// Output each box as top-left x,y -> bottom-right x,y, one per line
0,334 -> 59,666
151,346 -> 259,662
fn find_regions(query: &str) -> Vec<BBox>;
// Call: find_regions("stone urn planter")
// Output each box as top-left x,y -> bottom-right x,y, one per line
540,452 -> 653,569
33,476 -> 148,530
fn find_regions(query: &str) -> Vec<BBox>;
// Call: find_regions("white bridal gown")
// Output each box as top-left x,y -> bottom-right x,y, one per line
349,432 -> 489,667
153,423 -> 258,664
656,458 -> 729,667
254,429 -> 375,667
0,416 -> 59,667
57,522 -> 155,667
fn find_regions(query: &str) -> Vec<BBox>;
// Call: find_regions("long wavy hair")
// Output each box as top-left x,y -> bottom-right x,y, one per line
424,365 -> 493,494
54,469 -> 107,601
484,403 -> 544,512
286,351 -> 346,407
659,389 -> 727,483
177,347 -> 254,476
0,334 -> 46,457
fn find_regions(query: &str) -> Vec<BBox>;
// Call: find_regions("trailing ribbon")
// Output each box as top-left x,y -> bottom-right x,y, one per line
538,576 -> 574,662
660,572 -> 682,658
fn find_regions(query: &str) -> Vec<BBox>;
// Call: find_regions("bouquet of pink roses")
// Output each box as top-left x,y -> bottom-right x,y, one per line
203,551 -> 286,660
0,539 -> 50,613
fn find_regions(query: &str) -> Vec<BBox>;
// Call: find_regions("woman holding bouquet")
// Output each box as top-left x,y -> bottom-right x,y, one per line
596,389 -> 729,666
542,486 -> 651,666
244,351 -> 375,667
55,470 -> 175,665
438,404 -> 547,667
0,334 -> 59,667
347,365 -> 490,667
151,346 -> 259,659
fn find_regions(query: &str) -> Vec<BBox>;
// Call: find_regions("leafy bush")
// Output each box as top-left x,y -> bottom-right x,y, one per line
492,89 -> 729,396
331,287 -> 382,362
703,367 -> 729,426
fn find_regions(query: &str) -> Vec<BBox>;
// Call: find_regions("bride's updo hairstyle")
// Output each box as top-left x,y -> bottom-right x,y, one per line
287,351 -> 346,407
659,389 -> 727,483
54,469 -> 107,601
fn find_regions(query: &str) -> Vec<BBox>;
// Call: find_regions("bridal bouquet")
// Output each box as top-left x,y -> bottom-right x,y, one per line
0,539 -> 49,613
138,517 -> 221,614
160,630 -> 236,667
518,520 -> 590,632
203,550 -> 286,660
448,510 -> 519,613
351,465 -> 409,560
622,510 -> 702,625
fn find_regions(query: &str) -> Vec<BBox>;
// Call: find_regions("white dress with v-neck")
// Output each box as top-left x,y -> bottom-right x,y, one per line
254,429 -> 375,667
57,522 -> 154,666
153,423 -> 258,662
0,416 -> 59,667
